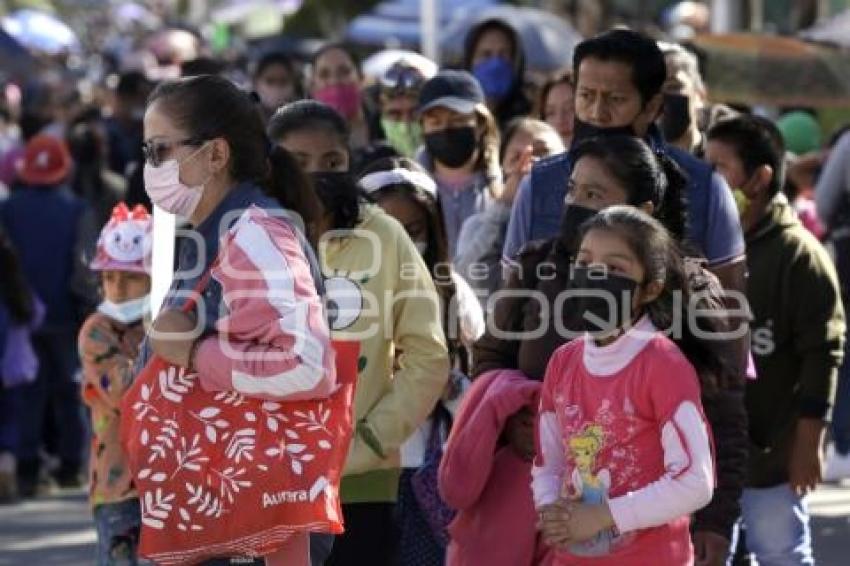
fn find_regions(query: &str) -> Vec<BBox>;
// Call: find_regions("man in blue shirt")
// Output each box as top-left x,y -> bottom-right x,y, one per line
502,29 -> 745,291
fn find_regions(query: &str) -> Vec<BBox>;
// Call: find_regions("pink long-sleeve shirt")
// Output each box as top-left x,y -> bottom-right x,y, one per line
193,206 -> 336,401
532,317 -> 714,565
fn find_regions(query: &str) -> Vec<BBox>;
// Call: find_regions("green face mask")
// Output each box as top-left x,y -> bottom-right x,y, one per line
381,118 -> 422,158
732,188 -> 751,218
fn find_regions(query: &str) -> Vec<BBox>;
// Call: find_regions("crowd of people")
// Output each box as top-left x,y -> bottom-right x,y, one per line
0,15 -> 848,566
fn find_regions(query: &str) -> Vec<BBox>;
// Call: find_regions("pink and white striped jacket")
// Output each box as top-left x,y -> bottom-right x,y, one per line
193,206 -> 336,401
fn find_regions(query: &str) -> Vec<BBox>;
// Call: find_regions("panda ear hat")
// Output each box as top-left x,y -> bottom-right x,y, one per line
89,202 -> 153,275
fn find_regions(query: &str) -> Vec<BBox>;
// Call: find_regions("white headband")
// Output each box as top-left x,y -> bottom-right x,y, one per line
359,169 -> 438,199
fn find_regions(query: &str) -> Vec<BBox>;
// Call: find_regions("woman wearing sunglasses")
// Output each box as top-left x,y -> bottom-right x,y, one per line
135,74 -> 336,565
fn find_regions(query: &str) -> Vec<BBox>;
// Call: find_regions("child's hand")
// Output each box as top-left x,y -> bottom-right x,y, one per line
537,501 -> 573,549
559,501 -> 616,546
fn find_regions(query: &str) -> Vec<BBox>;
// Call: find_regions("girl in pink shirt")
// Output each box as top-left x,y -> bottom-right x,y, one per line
532,206 -> 715,565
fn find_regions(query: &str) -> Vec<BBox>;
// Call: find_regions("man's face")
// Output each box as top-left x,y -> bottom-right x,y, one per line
705,139 -> 751,194
574,57 -> 661,136
381,94 -> 418,124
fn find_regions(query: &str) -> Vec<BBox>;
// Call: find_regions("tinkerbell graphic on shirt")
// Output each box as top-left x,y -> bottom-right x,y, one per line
564,423 -> 618,556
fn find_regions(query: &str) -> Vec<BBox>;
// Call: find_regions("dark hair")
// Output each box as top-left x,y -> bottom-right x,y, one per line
267,99 -> 350,150
462,19 -> 530,125
67,108 -> 108,205
311,43 -> 361,78
707,115 -> 786,196
579,206 -> 729,394
537,71 -> 573,120
268,100 -> 363,230
255,51 -> 303,98
116,71 -> 152,100
181,57 -> 226,77
570,135 -> 688,242
573,29 -> 666,106
0,227 -> 34,324
359,156 -> 462,365
360,157 -> 450,276
148,74 -> 321,227
463,19 -> 519,70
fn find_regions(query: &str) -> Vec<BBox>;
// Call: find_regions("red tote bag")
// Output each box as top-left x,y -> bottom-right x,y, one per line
121,314 -> 357,564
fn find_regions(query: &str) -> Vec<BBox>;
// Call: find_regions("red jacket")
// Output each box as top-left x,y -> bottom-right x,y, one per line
439,368 -> 551,566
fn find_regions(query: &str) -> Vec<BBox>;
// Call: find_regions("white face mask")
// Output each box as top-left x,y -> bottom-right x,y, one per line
97,295 -> 150,324
414,240 -> 428,256
143,144 -> 209,218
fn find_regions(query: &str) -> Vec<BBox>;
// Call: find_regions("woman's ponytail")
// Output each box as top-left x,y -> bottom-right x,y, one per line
264,144 -> 324,244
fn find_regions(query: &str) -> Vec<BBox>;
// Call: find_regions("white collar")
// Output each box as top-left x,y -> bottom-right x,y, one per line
582,316 -> 657,376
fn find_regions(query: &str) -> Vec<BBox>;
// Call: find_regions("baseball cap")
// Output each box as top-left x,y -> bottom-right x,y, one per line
417,69 -> 485,115
18,135 -> 72,186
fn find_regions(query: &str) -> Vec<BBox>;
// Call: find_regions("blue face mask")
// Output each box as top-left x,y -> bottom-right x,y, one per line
472,57 -> 515,101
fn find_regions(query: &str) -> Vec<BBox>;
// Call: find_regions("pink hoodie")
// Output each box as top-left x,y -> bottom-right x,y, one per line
439,369 -> 552,566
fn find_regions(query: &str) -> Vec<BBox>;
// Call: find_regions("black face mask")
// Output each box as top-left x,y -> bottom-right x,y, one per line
558,203 -> 599,255
310,171 -> 360,227
660,93 -> 692,142
424,126 -> 477,168
568,265 -> 640,335
571,118 -> 636,148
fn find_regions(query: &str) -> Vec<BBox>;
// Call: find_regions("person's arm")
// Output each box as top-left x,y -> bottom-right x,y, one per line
471,254 -> 536,378
786,240 -> 846,494
703,172 -> 747,274
454,204 -> 511,290
193,212 -> 335,402
532,412 -> 566,508
693,375 -> 748,540
346,230 -> 450,473
815,133 -> 850,230
78,314 -> 138,410
501,174 -> 533,263
531,349 -> 567,507
607,400 -> 714,533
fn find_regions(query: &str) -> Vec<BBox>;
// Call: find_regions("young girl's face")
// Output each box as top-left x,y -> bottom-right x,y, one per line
278,127 -> 349,173
376,192 -> 430,246
576,228 -> 644,283
576,226 -> 666,317
102,270 -> 151,304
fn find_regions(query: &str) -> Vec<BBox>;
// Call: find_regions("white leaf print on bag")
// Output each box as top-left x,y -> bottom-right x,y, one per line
186,482 -> 224,519
224,429 -> 256,464
211,466 -> 253,504
214,391 -> 246,407
294,406 -> 332,435
177,506 -> 204,532
261,402 -> 289,433
264,431 -> 315,476
173,434 -> 210,475
190,407 -> 230,444
158,366 -> 196,403
148,419 -> 180,464
141,488 -> 175,529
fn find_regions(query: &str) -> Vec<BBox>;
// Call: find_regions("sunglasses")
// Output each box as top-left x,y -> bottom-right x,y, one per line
142,138 -> 205,167
380,64 -> 426,97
